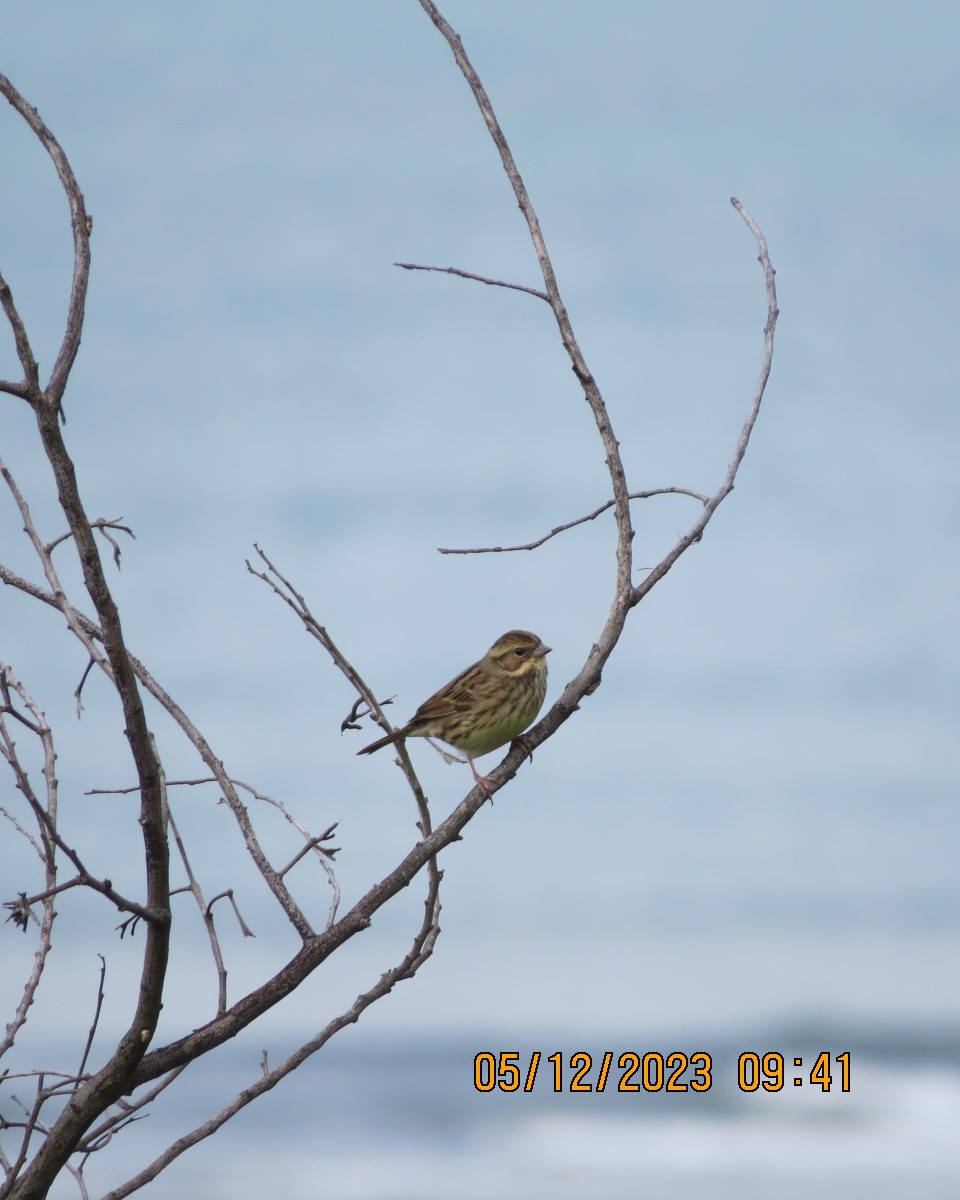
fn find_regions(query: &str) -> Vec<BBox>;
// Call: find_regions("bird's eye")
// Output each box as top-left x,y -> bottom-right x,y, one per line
514,647 -> 527,656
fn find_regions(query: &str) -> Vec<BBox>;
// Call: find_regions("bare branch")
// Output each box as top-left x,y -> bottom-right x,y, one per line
124,657 -> 315,940
74,657 -> 95,717
0,668 -> 58,1059
230,779 -> 341,929
0,72 -> 171,1185
417,1 -> 635,623
630,198 -> 779,606
46,519 -> 135,570
0,378 -> 32,400
0,268 -> 40,396
0,725 -> 159,929
162,765 -> 231,1015
91,771 -> 342,931
247,546 -> 386,728
406,4 -> 640,801
438,487 -> 711,554
393,261 -> 548,301
167,816 -> 229,1012
248,545 -> 437,817
102,863 -> 443,1200
0,562 -> 74,613
3,877 -> 82,914
2,523 -> 316,941
0,807 -> 45,862
7,869 -> 155,923
65,1163 -> 89,1200
3,1074 -> 48,1187
86,777 -> 236,796
278,828 -> 340,877
0,672 -> 43,735
0,72 -> 91,408
205,892 -> 255,939
1,458 -> 116,683
74,958 -> 107,1089
80,1069 -> 187,1153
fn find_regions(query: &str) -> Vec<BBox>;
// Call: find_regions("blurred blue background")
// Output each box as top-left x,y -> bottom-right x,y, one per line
1,2 -> 958,1196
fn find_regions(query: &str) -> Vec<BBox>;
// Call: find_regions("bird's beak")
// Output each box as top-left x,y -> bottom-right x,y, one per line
535,643 -> 552,657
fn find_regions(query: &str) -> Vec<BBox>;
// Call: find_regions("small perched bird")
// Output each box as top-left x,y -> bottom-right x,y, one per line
358,630 -> 551,791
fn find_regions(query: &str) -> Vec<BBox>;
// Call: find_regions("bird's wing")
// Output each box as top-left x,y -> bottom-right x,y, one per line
409,661 -> 483,726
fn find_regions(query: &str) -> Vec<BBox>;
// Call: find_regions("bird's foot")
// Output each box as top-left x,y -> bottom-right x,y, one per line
511,733 -> 536,764
468,758 -> 495,803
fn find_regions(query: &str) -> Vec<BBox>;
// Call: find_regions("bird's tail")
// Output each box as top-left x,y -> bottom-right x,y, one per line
357,728 -> 405,756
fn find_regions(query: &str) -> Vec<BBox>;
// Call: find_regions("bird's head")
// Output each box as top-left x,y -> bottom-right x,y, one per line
483,630 -> 551,676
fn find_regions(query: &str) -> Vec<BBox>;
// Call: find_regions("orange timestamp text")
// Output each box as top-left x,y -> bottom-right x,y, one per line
473,1050 -> 851,1094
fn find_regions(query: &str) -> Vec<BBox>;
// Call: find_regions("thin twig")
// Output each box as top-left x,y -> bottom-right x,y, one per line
74,958 -> 107,1088
247,546 -> 385,728
1,526 -> 312,939
248,545 -> 437,841
65,1162 -> 89,1200
0,71 -> 90,409
3,876 -> 83,912
88,773 -> 341,931
0,269 -> 40,397
630,198 -> 778,605
205,892 -> 254,939
4,1074 -> 48,1185
0,668 -> 58,1059
277,828 -> 340,877
80,1068 -> 188,1151
232,765 -> 344,930
1,817 -> 157,923
159,749 -> 231,1016
46,519 -> 135,570
87,777 -> 233,796
74,656 -> 95,717
393,261 -> 548,301
0,806 -> 45,862
0,669 -> 43,734
438,487 -> 710,554
1,457 -> 116,685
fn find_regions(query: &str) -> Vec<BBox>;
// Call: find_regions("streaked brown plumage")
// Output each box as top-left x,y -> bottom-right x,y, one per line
358,630 -> 550,790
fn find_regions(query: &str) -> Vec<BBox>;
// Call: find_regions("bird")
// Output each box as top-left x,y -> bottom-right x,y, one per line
358,630 -> 551,792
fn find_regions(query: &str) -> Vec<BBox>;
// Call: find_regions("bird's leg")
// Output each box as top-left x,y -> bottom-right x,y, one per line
426,737 -> 466,766
468,757 -> 494,802
424,738 -> 493,799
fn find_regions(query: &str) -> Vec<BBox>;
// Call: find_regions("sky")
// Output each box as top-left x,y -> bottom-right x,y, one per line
1,2 -> 959,1196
